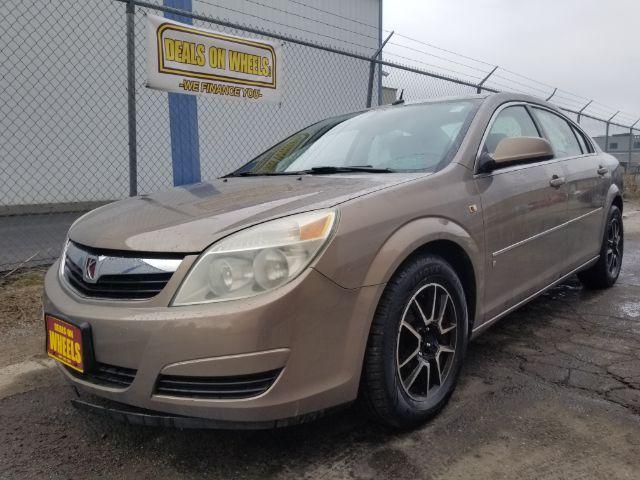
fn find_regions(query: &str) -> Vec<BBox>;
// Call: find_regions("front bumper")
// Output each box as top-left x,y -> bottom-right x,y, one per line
43,262 -> 384,423
70,391 -> 349,429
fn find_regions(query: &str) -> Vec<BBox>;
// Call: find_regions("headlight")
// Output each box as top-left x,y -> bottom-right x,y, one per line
58,238 -> 69,279
171,210 -> 337,306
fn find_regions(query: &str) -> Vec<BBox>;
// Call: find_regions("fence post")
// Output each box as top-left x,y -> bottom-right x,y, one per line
366,31 -> 394,108
577,99 -> 592,125
629,119 -> 640,167
126,0 -> 138,197
629,127 -> 633,166
604,111 -> 619,153
377,0 -> 383,106
476,66 -> 498,94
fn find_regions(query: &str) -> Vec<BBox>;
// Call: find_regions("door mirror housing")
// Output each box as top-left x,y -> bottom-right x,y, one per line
479,136 -> 554,173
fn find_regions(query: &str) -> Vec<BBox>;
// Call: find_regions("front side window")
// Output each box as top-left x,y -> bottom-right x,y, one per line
232,100 -> 479,175
484,106 -> 540,155
532,108 -> 582,158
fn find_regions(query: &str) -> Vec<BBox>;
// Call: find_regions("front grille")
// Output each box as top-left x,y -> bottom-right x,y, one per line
64,255 -> 173,299
155,369 -> 282,399
67,362 -> 137,388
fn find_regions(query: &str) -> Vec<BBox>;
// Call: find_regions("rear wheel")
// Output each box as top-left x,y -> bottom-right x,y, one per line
578,204 -> 623,289
360,255 -> 468,428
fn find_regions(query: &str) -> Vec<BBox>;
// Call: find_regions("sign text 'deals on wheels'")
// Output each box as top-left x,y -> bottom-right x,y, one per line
146,14 -> 282,103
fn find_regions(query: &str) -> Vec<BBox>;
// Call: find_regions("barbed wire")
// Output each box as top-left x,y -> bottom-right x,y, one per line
193,0 -> 378,54
193,0 -> 638,124
483,79 -> 532,97
139,0 -> 640,127
382,51 -> 484,83
241,0 -> 380,42
490,73 -> 551,96
390,32 -> 496,68
285,0 -> 382,32
386,42 -> 493,76
495,66 -> 556,91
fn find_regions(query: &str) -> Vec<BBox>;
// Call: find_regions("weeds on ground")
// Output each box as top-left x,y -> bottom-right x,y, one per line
0,267 -> 47,331
624,172 -> 639,199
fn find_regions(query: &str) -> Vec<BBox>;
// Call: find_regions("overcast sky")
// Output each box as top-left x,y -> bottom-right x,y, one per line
383,0 -> 640,123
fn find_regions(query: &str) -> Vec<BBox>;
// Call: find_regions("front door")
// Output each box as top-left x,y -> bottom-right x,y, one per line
530,107 -> 609,272
475,104 -> 569,322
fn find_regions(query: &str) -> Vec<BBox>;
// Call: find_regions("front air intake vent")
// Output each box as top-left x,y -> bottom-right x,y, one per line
66,362 -> 137,388
154,369 -> 282,399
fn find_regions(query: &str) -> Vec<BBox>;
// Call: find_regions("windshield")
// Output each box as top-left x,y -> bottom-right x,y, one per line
231,99 -> 479,176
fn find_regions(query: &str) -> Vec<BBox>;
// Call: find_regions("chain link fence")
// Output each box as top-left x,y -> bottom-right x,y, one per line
1,0 -> 639,271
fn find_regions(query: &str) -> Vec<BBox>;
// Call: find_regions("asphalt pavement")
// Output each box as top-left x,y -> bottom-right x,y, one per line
0,212 -> 83,270
1,204 -> 639,479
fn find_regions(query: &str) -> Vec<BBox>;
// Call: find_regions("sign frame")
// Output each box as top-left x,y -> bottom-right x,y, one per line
146,14 -> 283,102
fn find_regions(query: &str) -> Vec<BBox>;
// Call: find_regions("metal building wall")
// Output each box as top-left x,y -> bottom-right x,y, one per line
1,0 -> 381,207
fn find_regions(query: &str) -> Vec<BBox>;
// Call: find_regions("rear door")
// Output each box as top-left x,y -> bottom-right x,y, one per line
531,108 -> 608,272
476,104 -> 569,322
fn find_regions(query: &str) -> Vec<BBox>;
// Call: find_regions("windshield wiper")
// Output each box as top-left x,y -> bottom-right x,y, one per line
226,165 -> 394,177
304,166 -> 394,174
226,171 -> 303,177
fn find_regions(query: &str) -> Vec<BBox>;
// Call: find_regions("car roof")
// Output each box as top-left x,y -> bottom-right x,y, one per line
391,92 -> 560,111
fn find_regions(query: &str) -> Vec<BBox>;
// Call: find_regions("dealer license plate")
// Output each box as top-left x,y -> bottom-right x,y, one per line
45,315 -> 86,373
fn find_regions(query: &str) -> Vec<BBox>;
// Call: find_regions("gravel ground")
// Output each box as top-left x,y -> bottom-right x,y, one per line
1,202 -> 639,480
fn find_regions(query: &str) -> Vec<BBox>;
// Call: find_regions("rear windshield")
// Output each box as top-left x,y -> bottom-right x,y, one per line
233,99 -> 480,175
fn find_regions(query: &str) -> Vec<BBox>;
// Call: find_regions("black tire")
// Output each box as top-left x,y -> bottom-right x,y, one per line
578,205 -> 623,290
360,254 -> 469,429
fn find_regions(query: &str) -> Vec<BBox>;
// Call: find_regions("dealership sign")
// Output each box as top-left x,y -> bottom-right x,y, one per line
146,15 -> 282,102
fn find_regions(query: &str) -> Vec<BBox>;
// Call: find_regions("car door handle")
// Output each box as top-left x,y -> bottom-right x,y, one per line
597,166 -> 608,175
549,175 -> 565,188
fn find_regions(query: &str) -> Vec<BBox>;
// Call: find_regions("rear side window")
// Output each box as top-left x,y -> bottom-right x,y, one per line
484,106 -> 540,155
532,108 -> 582,158
571,125 -> 592,154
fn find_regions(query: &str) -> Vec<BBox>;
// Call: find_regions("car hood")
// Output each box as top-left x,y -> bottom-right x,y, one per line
69,173 -> 427,253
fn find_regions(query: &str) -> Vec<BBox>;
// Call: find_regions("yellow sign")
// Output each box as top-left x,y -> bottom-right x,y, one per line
146,15 -> 282,102
45,315 -> 85,373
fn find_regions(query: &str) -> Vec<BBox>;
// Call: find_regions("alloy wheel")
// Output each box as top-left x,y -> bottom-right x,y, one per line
606,217 -> 622,275
396,283 -> 458,400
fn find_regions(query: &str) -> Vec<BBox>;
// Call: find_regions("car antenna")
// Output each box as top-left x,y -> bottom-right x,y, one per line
392,89 -> 405,105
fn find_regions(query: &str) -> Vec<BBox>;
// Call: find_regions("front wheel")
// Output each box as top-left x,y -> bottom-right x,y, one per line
360,255 -> 469,428
578,204 -> 623,289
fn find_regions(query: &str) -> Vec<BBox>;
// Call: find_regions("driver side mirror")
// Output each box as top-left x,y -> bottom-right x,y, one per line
479,136 -> 554,173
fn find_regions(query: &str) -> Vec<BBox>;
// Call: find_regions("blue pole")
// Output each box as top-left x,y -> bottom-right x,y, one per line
164,0 -> 201,186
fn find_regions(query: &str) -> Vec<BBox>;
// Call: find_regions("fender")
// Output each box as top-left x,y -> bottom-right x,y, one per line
331,216 -> 484,401
604,182 -> 622,211
602,176 -> 623,238
361,216 -> 483,288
